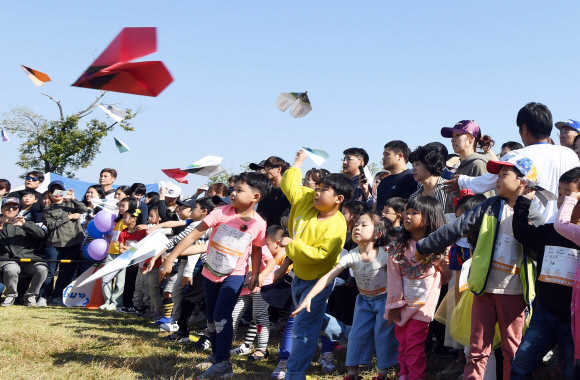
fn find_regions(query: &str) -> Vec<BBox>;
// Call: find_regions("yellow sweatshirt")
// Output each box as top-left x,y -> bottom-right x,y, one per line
281,167 -> 347,280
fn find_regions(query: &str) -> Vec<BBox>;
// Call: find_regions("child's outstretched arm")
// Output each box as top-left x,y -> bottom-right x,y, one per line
251,257 -> 276,293
555,193 -> 580,246
291,264 -> 344,317
158,222 -> 208,279
147,220 -> 187,235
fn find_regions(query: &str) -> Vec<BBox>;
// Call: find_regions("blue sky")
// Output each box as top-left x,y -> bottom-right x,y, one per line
1,1 -> 579,195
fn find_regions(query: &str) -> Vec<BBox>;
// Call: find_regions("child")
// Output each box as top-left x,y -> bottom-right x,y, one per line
42,191 -> 51,208
162,172 -> 271,379
415,156 -> 544,380
293,212 -> 399,380
508,167 -> 580,379
115,186 -> 132,201
384,196 -> 449,380
279,149 -> 354,378
101,197 -> 137,310
381,197 -> 405,231
19,191 -> 39,221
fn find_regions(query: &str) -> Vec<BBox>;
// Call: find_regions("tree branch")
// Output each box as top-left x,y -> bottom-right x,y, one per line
76,91 -> 108,119
41,93 -> 64,121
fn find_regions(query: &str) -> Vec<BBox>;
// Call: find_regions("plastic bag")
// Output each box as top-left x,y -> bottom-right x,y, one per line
450,291 -> 502,349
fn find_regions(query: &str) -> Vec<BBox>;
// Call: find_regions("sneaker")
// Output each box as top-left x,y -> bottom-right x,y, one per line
36,297 -> 47,307
23,295 -> 37,307
194,335 -> 212,350
317,352 -> 336,373
105,304 -> 117,311
271,360 -> 287,379
119,306 -> 140,313
436,360 -> 464,378
161,331 -> 190,343
197,360 -> 233,379
1,295 -> 16,307
99,303 -> 108,310
153,316 -> 173,325
343,376 -> 362,380
141,309 -> 157,319
195,355 -> 216,370
230,343 -> 253,356
136,306 -> 149,315
160,322 -> 180,332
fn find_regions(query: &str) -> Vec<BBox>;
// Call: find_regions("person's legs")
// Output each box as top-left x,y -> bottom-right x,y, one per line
395,323 -> 409,378
148,269 -> 163,314
285,277 -> 334,380
372,295 -> 399,370
231,294 -> 251,338
132,269 -> 145,308
53,245 -> 81,297
494,294 -> 526,380
101,253 -> 116,306
110,267 -> 126,307
39,245 -> 59,298
0,261 -> 20,297
404,319 -> 429,380
170,260 -> 186,320
279,316 -> 294,362
345,294 -> 376,368
22,262 -> 48,297
554,313 -> 580,379
465,293 -> 499,380
250,291 -> 270,350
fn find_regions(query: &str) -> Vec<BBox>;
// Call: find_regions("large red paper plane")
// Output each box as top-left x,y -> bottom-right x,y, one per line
72,27 -> 173,97
161,168 -> 189,184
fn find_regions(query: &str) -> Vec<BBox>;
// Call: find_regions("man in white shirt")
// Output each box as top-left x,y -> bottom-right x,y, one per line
444,102 -> 579,222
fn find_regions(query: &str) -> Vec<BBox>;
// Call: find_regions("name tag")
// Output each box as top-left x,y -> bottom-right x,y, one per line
458,258 -> 472,292
205,224 -> 251,277
355,267 -> 387,296
492,234 -> 521,274
539,246 -> 580,287
403,277 -> 428,307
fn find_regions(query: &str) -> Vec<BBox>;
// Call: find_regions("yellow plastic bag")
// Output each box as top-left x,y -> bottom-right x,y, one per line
434,290 -> 452,325
450,291 -> 502,349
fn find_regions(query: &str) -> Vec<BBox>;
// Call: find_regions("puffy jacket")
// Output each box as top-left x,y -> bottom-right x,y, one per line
0,220 -> 45,259
42,199 -> 88,247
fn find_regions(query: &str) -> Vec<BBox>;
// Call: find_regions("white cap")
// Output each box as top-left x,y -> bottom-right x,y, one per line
166,184 -> 182,199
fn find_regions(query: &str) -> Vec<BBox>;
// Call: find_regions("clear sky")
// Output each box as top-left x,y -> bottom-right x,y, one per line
1,1 -> 579,195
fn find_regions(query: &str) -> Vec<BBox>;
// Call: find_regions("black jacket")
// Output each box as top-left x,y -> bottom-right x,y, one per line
0,220 -> 45,259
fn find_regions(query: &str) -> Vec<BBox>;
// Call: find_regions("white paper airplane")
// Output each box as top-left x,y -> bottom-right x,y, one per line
98,104 -> 128,123
301,147 -> 329,166
90,199 -> 119,213
181,155 -> 226,177
276,92 -> 312,118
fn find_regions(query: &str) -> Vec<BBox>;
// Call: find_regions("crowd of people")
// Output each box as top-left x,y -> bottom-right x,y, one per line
2,101 -> 580,380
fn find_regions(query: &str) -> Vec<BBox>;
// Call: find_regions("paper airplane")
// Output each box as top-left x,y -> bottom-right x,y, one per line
21,65 -> 51,87
114,137 -> 130,153
78,230 -> 169,287
90,198 -> 119,212
1,129 -> 10,142
276,92 -> 312,118
98,104 -> 127,123
71,27 -> 173,97
161,168 -> 189,184
181,155 -> 226,177
301,147 -> 329,166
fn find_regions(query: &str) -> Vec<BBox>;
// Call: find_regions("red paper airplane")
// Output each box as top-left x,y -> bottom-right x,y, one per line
161,169 -> 189,184
71,27 -> 173,97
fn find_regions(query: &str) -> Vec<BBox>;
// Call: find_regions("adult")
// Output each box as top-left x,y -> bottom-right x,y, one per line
574,135 -> 580,160
441,120 -> 495,198
9,171 -> 44,211
158,184 -> 181,222
408,145 -> 451,211
448,102 -> 580,221
249,160 -> 266,174
375,140 -> 418,211
0,179 -> 11,199
0,197 -> 47,307
79,185 -> 105,227
555,119 -> 580,149
341,148 -> 373,209
99,168 -> 117,200
499,141 -> 523,159
257,156 -> 291,226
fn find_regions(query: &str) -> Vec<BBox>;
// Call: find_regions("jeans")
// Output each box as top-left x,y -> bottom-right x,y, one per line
204,275 -> 244,362
285,276 -> 334,380
511,302 -> 580,379
0,261 -> 48,297
280,317 -> 294,362
346,293 -> 398,369
395,319 -> 429,380
101,253 -> 126,307
40,245 -> 81,299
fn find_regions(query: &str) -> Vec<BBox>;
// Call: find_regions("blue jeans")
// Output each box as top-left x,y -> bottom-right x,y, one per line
40,245 -> 80,298
511,302 -> 580,380
204,275 -> 244,362
285,277 -> 335,380
345,293 -> 398,369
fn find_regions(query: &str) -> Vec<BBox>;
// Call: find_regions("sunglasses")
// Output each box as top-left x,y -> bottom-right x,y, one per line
25,176 -> 39,182
2,205 -> 18,211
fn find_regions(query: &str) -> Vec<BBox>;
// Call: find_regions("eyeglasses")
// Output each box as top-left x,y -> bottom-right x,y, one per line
302,179 -> 316,186
2,205 -> 18,211
25,176 -> 39,181
558,129 -> 579,136
341,157 -> 359,163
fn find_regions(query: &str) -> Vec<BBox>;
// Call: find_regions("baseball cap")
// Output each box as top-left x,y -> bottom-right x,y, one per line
441,120 -> 482,141
212,195 -> 231,205
555,119 -> 580,133
486,155 -> 538,181
177,198 -> 197,208
166,184 -> 182,198
47,180 -> 66,191
2,197 -> 20,206
249,160 -> 266,171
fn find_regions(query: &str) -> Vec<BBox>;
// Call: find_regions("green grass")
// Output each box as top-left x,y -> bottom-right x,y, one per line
0,306 -> 562,379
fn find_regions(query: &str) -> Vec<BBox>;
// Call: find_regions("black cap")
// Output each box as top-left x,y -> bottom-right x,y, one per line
177,198 -> 197,208
249,160 -> 266,171
212,195 -> 231,205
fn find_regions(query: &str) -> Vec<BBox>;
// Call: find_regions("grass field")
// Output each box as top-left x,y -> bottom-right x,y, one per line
0,306 -> 562,380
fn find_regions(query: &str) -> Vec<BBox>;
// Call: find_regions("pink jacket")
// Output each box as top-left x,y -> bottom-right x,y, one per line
555,196 -> 580,246
384,239 -> 444,326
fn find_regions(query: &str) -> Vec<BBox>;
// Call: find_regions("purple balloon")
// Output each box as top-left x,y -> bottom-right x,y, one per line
94,210 -> 116,233
87,238 -> 109,261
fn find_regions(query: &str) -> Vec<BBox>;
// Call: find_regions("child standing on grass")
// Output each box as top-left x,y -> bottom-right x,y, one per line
415,156 -> 544,380
165,172 -> 271,379
384,196 -> 449,380
279,149 -> 354,379
293,212 -> 399,380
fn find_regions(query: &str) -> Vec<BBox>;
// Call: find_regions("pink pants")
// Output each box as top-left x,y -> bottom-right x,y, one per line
394,319 -> 429,380
464,292 -> 526,380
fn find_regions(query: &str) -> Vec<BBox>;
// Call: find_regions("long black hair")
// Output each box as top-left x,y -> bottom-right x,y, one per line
397,196 -> 446,252
116,197 -> 138,223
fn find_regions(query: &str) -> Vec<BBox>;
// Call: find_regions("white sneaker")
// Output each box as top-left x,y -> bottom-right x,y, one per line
317,352 -> 336,373
36,297 -> 47,307
271,360 -> 287,379
105,304 -> 117,311
160,322 -> 179,332
1,295 -> 16,307
230,343 -> 253,356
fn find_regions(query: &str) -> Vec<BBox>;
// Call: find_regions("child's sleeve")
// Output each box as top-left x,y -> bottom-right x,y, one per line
202,207 -> 223,229
513,196 -> 543,260
555,196 -> 580,246
117,230 -> 128,243
281,167 -> 309,205
384,245 -> 406,309
70,199 -> 89,213
252,226 -> 266,248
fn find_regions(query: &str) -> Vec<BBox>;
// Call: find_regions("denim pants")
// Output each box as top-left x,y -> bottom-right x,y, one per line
511,302 -> 580,379
40,245 -> 81,299
345,293 -> 399,369
204,275 -> 244,362
285,276 -> 335,380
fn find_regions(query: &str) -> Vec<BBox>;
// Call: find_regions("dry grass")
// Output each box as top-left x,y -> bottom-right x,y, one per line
0,306 -> 562,379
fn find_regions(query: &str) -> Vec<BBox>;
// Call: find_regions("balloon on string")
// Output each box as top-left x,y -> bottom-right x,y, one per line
86,220 -> 104,239
94,210 -> 116,233
82,243 -> 93,261
86,238 -> 109,261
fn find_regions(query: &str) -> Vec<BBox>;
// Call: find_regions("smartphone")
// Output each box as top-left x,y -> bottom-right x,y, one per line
53,190 -> 68,198
358,165 -> 366,181
0,216 -> 15,224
